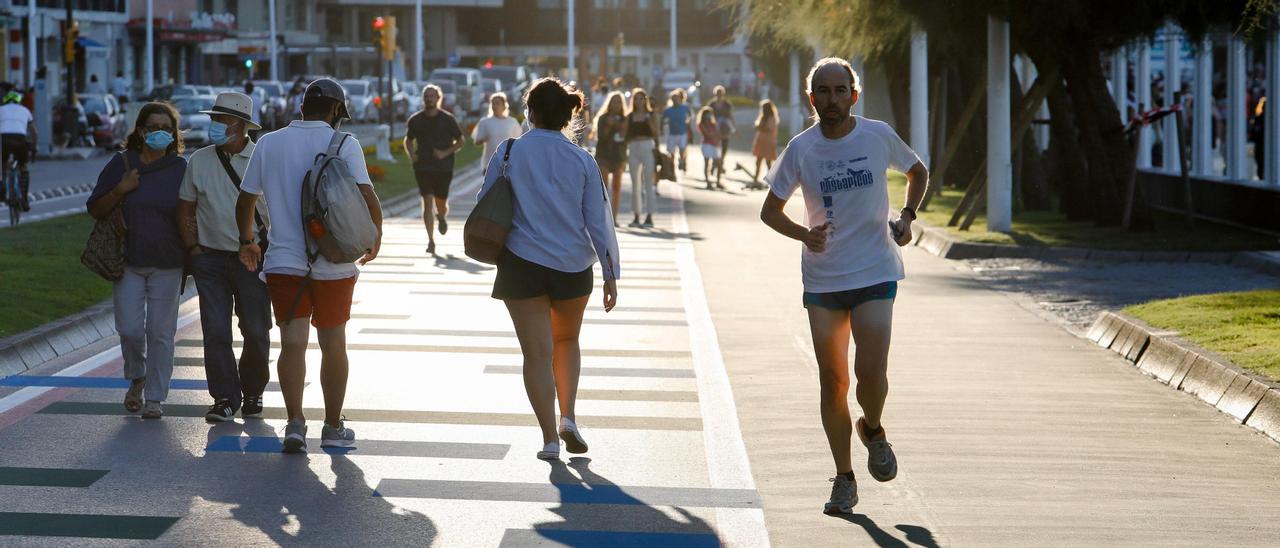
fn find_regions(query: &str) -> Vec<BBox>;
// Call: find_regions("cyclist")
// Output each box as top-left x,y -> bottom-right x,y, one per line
0,90 -> 36,211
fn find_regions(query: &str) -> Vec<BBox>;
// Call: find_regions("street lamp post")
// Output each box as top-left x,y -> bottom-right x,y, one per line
910,23 -> 929,167
268,0 -> 278,82
26,0 -> 36,87
145,0 -> 154,93
416,0 -> 424,84
567,0 -> 576,81
669,0 -> 677,70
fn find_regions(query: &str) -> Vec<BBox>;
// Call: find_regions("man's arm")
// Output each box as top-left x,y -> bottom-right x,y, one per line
436,135 -> 465,158
403,135 -> 416,164
235,191 -> 261,271
176,199 -> 200,253
760,192 -> 828,253
891,161 -> 930,246
357,184 -> 383,265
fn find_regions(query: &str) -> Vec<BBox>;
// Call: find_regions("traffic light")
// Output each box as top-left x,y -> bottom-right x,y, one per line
244,58 -> 254,70
372,17 -> 386,59
382,17 -> 397,62
64,21 -> 80,64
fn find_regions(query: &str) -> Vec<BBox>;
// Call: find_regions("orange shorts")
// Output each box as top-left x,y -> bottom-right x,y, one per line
265,274 -> 357,329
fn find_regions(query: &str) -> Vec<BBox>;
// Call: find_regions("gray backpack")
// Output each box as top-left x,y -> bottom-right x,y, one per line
301,131 -> 377,264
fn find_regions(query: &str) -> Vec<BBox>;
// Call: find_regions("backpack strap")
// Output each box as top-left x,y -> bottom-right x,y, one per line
328,131 -> 352,156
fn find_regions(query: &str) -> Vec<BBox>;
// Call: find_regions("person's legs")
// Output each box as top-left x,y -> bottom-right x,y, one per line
754,155 -> 764,183
432,172 -> 454,235
433,196 -> 449,226
232,257 -> 272,400
850,298 -> 893,431
627,144 -> 644,223
277,317 -> 311,421
316,325 -> 349,426
506,296 -> 556,445
141,268 -> 182,403
808,305 -> 854,475
420,192 -> 436,249
607,168 -> 623,220
191,252 -> 240,407
113,267 -> 147,383
640,147 -> 657,221
549,295 -> 589,421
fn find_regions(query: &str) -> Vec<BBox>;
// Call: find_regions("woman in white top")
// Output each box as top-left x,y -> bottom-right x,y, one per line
471,92 -> 523,173
478,77 -> 621,461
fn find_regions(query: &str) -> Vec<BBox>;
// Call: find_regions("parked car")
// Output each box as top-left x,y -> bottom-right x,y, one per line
429,68 -> 484,115
341,79 -> 378,122
425,80 -> 459,114
480,65 -> 530,108
252,80 -> 288,129
481,78 -> 504,104
78,94 -> 127,149
174,95 -> 216,147
661,70 -> 702,108
141,84 -> 202,102
359,76 -> 410,119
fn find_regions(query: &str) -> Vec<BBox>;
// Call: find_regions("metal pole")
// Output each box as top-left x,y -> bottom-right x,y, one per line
268,0 -> 278,82
1136,41 -> 1152,168
1267,27 -> 1280,185
1163,28 -> 1180,173
986,15 -> 1012,233
1110,47 -> 1126,102
27,0 -> 36,86
1192,36 -> 1212,176
64,0 -> 73,104
1226,33 -> 1247,179
669,0 -> 677,70
910,23 -> 929,166
145,0 -> 153,93
567,0 -> 576,81
415,0 -> 423,84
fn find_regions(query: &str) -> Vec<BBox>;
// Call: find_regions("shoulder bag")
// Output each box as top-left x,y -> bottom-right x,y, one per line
463,138 -> 515,264
80,153 -> 130,282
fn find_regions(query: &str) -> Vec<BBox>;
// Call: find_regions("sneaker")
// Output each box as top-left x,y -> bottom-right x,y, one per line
642,215 -> 654,228
282,420 -> 307,453
141,400 -> 163,419
558,417 -> 589,454
536,441 -> 560,461
205,400 -> 236,423
857,417 -> 898,482
438,217 -> 448,235
320,419 -> 356,448
823,475 -> 858,515
628,217 -> 641,228
241,396 -> 264,418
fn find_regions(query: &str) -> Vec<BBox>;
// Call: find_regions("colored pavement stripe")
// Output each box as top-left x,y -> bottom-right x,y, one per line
373,479 -> 761,508
206,436 -> 509,459
499,529 -> 719,548
0,376 -> 292,392
176,339 -> 690,358
38,402 -> 703,431
0,512 -> 179,540
0,467 -> 108,488
484,365 -> 696,379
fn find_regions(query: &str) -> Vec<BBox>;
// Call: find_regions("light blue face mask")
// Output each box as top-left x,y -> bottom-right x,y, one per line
144,130 -> 174,151
208,121 -> 229,146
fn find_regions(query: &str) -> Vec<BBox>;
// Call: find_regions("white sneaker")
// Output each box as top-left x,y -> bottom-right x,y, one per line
536,441 -> 560,460
558,417 -> 589,454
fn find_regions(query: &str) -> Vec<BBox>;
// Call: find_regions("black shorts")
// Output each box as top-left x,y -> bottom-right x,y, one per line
415,169 -> 453,197
803,281 -> 898,310
492,249 -> 593,301
1,134 -> 28,165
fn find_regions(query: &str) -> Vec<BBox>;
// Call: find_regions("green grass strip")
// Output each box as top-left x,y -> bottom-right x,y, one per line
0,467 -> 108,488
0,512 -> 179,539
1124,289 -> 1280,382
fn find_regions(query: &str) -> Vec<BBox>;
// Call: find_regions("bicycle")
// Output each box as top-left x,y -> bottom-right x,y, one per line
3,156 -> 20,226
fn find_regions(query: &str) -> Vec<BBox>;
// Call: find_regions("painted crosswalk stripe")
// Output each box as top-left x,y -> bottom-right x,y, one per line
498,529 -> 719,547
206,436 -> 510,459
0,512 -> 179,540
484,365 -> 695,379
0,467 -> 109,488
38,402 -> 703,431
372,479 -> 761,508
0,375 -> 294,392
175,339 -> 691,358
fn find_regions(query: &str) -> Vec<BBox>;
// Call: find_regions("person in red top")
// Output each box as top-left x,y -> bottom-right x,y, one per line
697,106 -> 722,190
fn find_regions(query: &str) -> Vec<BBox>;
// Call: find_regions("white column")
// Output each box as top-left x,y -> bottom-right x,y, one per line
1267,28 -> 1280,185
26,0 -> 36,86
987,16 -> 1012,233
910,24 -> 929,165
1227,33 -> 1248,179
268,0 -> 278,82
415,0 -> 424,83
566,0 -> 576,81
1163,29 -> 1181,173
1136,41 -> 1152,168
1193,37 -> 1213,176
1110,46 -> 1127,103
789,51 -> 801,133
145,0 -> 154,93
669,0 -> 677,69
850,55 -> 865,117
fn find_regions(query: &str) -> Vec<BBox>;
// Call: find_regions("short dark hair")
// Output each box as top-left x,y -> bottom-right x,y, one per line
301,96 -> 339,119
523,77 -> 584,131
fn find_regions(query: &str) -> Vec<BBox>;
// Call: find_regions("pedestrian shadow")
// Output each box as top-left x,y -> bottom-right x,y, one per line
619,228 -> 705,241
432,253 -> 494,275
200,422 -> 437,546
829,512 -> 939,548
531,457 -> 721,546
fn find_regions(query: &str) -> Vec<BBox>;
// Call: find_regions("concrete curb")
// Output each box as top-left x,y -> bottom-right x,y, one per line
911,222 -> 1280,274
1087,311 -> 1280,443
0,300 -> 116,378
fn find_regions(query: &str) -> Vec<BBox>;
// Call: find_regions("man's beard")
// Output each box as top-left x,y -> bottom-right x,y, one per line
818,108 -> 848,127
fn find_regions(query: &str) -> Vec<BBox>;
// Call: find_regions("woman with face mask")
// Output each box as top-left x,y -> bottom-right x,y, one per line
87,101 -> 189,419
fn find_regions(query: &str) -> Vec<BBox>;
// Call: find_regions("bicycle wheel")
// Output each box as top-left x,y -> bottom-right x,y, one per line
6,175 -> 18,226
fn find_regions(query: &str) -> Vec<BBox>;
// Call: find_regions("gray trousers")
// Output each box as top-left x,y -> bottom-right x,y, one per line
113,265 -> 182,402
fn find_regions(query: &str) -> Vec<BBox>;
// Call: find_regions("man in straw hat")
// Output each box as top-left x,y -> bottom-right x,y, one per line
176,91 -> 274,423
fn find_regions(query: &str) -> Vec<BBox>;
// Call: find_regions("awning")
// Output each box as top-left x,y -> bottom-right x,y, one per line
76,36 -> 110,49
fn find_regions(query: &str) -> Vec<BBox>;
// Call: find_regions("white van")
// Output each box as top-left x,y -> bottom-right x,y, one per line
429,68 -> 485,115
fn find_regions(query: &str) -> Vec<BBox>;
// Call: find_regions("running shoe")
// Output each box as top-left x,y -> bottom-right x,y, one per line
823,475 -> 858,515
438,217 -> 448,235
141,400 -> 163,419
241,396 -> 264,418
857,417 -> 898,482
282,419 -> 308,453
558,417 -> 589,454
426,241 -> 436,256
205,399 -> 236,423
628,217 -> 642,228
321,419 -> 356,448
642,215 -> 654,228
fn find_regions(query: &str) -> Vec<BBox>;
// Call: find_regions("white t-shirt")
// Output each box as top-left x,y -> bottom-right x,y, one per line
0,104 -> 33,135
240,121 -> 373,280
766,116 -> 921,293
471,115 -> 523,169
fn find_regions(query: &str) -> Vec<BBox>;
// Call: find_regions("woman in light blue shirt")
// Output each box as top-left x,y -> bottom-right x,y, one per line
478,77 -> 621,461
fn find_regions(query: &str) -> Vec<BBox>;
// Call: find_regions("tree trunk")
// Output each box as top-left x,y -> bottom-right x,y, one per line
1010,65 -> 1052,211
1045,82 -> 1092,220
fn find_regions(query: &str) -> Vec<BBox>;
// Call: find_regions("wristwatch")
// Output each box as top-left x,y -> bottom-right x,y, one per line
239,238 -> 255,246
900,206 -> 917,221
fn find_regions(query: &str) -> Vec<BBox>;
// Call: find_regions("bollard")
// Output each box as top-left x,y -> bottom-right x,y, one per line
376,124 -> 395,162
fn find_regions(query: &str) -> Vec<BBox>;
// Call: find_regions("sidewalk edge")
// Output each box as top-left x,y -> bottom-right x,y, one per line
1086,311 -> 1280,443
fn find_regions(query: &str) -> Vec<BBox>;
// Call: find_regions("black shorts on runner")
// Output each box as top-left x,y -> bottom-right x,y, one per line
492,249 -> 593,301
414,169 -> 453,197
802,281 -> 898,311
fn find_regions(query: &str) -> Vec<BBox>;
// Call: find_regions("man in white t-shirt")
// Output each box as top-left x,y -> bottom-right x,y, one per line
235,78 -> 383,453
761,58 -> 928,516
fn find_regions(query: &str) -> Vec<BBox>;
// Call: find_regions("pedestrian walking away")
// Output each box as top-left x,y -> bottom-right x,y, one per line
112,71 -> 132,106
593,91 -> 628,224
709,85 -> 736,172
86,102 -> 189,420
480,77 -> 621,461
749,99 -> 780,190
663,89 -> 693,176
472,92 -> 524,174
624,88 -> 660,228
0,91 -> 36,211
235,78 -> 384,453
697,107 -> 723,190
404,84 -> 464,256
175,91 -> 273,423
759,58 -> 928,516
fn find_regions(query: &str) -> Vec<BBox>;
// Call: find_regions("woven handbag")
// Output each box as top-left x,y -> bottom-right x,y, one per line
463,138 -> 515,264
80,153 -> 130,282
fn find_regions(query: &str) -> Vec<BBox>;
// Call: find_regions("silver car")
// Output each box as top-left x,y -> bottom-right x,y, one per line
341,79 -> 377,122
175,95 -> 216,147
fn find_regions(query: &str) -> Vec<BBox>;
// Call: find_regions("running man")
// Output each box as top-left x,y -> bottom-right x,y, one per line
404,84 -> 464,256
759,58 -> 928,515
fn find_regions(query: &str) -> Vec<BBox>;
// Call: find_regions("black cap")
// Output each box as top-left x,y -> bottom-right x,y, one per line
304,78 -> 351,120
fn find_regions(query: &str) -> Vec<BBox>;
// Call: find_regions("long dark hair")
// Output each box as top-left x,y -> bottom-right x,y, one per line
124,101 -> 183,155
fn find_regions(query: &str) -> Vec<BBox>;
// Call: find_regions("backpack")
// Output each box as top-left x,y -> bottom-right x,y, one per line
463,138 -> 515,264
300,131 -> 377,265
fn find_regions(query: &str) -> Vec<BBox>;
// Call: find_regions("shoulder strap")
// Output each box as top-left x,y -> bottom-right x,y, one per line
215,148 -> 265,234
499,138 -> 515,177
329,131 -> 351,156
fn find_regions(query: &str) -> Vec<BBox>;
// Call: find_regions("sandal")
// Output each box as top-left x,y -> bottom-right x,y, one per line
124,379 -> 144,413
